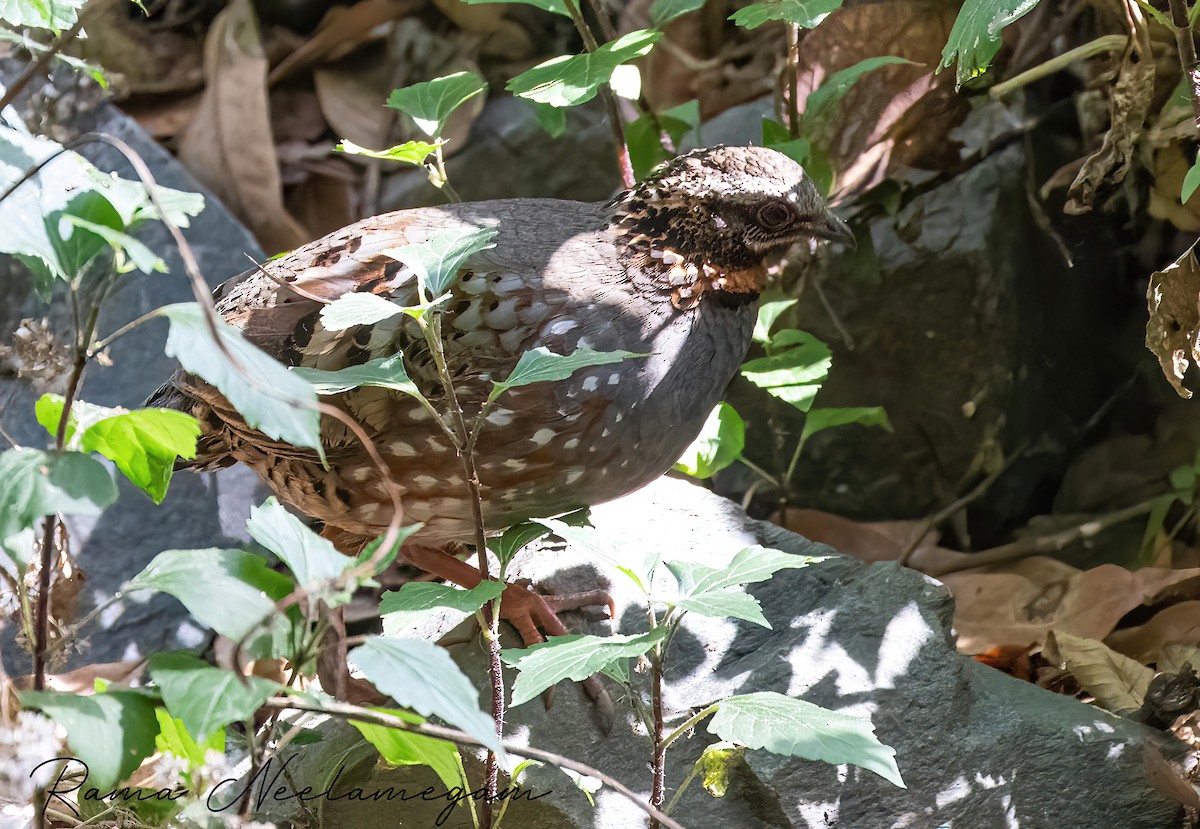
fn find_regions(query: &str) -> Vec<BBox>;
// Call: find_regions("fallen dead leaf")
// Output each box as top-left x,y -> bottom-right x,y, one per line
774,507 -> 959,571
269,0 -> 424,84
1160,643 -> 1200,675
941,558 -> 1200,654
1144,743 -> 1200,810
314,57 -> 397,149
1146,242 -> 1200,399
14,659 -> 146,692
178,0 -> 309,254
1044,629 -> 1153,713
1107,600 -> 1200,664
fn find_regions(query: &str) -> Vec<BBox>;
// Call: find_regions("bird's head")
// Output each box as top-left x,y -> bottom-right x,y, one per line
612,145 -> 852,305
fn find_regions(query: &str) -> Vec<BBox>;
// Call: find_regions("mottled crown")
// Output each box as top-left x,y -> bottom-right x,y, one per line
633,145 -> 811,203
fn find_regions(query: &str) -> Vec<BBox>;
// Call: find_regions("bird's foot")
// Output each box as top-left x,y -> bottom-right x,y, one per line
497,582 -> 615,647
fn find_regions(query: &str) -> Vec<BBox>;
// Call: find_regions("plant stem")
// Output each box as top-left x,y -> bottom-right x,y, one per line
261,697 -> 691,829
787,24 -> 802,139
658,703 -> 719,753
563,0 -> 635,188
648,610 -> 666,829
0,12 -> 88,114
989,34 -> 1127,98
1169,0 -> 1200,129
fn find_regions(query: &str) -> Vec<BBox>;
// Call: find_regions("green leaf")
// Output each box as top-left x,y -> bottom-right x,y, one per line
348,637 -> 504,755
148,652 -> 280,741
674,402 -> 745,479
709,692 -> 903,786
939,0 -> 1041,88
800,406 -> 892,442
535,517 -> 652,594
383,226 -> 498,299
490,521 -> 551,565
159,303 -> 324,459
665,546 -> 819,626
353,523 -> 425,576
351,707 -> 469,793
294,353 -> 420,398
246,497 -> 353,599
61,214 -> 166,274
753,294 -> 798,344
380,580 -> 504,638
627,100 -> 699,181
489,346 -> 645,403
154,708 -> 224,767
34,395 -> 199,504
47,191 -> 123,281
1183,158 -> 1200,204
20,690 -> 159,790
335,139 -> 442,165
318,292 -> 407,331
461,0 -> 568,16
530,101 -> 568,137
649,0 -> 705,26
386,72 -> 487,137
740,330 -> 831,411
801,57 -> 912,133
502,629 -> 668,707
0,0 -> 84,31
696,741 -> 744,797
0,448 -> 118,547
124,548 -> 293,657
730,0 -> 842,29
508,29 -> 661,108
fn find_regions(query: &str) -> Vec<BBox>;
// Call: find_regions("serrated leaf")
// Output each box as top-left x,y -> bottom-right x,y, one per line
20,690 -> 159,790
535,517 -> 650,593
351,707 -> 469,793
294,353 -> 421,399
502,629 -> 668,707
490,521 -> 551,565
34,395 -> 199,504
380,581 -> 504,638
318,292 -> 408,331
246,497 -> 352,600
802,57 -> 912,133
939,0 -> 1041,88
148,652 -> 280,741
666,545 -> 819,596
159,303 -> 323,458
1184,159 -> 1200,204
348,637 -> 503,754
753,294 -> 798,344
800,407 -> 892,442
0,448 -> 118,547
336,139 -> 442,165
461,0 -> 568,15
0,0 -> 84,31
650,0 -> 705,26
508,30 -> 661,108
741,330 -> 831,412
709,692 -> 904,787
387,72 -> 487,137
730,0 -> 842,29
677,589 -> 770,627
489,346 -> 645,403
383,226 -> 497,299
61,214 -> 166,274
124,548 -> 293,657
1044,630 -> 1153,714
674,402 -> 745,479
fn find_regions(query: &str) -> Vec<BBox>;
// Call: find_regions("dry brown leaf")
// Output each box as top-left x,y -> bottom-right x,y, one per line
178,0 -> 309,254
1146,242 -> 1200,399
1148,144 -> 1200,233
773,507 -> 959,571
1107,601 -> 1200,663
14,659 -> 145,692
1066,15 -> 1155,213
1160,643 -> 1200,675
942,558 -> 1200,654
1044,629 -> 1153,713
314,59 -> 396,149
1144,743 -> 1200,810
269,0 -> 424,84
122,92 -> 205,141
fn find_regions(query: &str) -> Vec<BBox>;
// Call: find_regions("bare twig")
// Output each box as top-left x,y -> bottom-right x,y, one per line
1169,0 -> 1200,130
261,697 -> 690,829
787,24 -> 802,139
0,13 -> 88,114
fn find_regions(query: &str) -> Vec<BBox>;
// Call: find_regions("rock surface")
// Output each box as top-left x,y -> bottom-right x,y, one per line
256,477 -> 1184,829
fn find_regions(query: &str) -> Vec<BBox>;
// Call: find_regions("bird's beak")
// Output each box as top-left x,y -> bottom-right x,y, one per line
807,210 -> 857,249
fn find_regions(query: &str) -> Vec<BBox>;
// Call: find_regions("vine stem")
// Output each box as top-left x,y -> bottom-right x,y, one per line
1168,0 -> 1200,129
260,697 -> 690,829
563,0 -> 635,188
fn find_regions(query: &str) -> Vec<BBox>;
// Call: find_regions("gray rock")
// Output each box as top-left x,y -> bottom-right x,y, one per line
259,477 -> 1183,829
0,81 -> 269,674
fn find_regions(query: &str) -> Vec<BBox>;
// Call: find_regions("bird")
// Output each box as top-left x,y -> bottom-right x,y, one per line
150,144 -> 853,647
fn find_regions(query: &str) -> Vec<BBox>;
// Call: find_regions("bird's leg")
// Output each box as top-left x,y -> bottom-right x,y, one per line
401,545 -> 616,648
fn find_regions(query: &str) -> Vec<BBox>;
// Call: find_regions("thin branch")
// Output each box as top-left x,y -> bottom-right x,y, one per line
787,24 -> 802,139
261,697 -> 689,829
0,13 -> 88,113
1169,0 -> 1200,130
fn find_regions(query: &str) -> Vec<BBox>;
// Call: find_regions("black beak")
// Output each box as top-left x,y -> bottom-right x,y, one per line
809,211 -> 857,249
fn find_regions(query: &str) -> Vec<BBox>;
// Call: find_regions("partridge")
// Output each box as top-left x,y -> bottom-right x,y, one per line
151,145 -> 852,643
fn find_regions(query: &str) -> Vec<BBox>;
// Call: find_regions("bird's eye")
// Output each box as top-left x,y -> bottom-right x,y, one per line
756,200 -> 793,230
